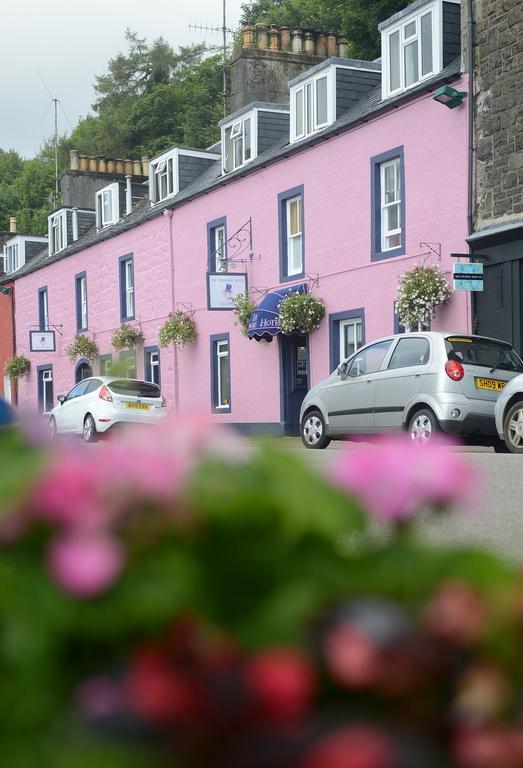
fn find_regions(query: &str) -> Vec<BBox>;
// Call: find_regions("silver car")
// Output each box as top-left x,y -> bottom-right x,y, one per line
495,375 -> 523,453
300,332 -> 523,449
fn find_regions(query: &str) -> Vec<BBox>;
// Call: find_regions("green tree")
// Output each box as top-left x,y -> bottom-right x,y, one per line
240,0 -> 408,60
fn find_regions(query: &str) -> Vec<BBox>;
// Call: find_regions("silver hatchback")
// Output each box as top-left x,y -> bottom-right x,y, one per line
300,332 -> 523,449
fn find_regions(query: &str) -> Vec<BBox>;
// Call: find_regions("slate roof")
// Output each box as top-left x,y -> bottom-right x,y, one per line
1,58 -> 462,285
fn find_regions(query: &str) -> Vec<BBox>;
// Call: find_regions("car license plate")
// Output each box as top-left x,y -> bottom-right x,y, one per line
125,403 -> 151,410
475,377 -> 506,392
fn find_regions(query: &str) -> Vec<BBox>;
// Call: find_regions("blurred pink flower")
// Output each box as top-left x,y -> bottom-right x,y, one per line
47,531 -> 124,597
76,676 -> 123,718
302,725 -> 397,768
331,436 -> 478,522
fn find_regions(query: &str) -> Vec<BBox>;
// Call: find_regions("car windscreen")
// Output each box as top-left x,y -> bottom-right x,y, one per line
107,380 -> 161,398
445,336 -> 523,372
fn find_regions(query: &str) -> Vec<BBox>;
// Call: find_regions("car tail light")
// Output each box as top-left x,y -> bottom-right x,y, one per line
445,359 -> 464,381
99,385 -> 113,402
160,395 -> 167,408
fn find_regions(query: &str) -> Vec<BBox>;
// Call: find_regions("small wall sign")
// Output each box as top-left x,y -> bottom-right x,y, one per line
29,330 -> 56,352
207,273 -> 248,310
453,262 -> 483,291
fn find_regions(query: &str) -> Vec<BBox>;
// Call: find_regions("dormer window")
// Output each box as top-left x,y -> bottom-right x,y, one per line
151,152 -> 175,203
222,113 -> 254,173
381,0 -> 446,99
290,68 -> 334,143
96,183 -> 119,228
49,211 -> 67,255
4,242 -> 20,273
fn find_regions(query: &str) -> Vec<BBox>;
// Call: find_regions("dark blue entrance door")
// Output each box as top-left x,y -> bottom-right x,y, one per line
280,334 -> 309,435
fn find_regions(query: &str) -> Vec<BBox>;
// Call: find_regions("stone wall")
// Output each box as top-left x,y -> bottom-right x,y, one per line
470,0 -> 523,229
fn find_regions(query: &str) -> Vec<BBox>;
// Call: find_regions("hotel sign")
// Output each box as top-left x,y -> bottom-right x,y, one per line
207,273 -> 248,310
29,330 -> 56,352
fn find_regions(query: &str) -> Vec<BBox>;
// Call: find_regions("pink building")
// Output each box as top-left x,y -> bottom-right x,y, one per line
2,0 -> 471,436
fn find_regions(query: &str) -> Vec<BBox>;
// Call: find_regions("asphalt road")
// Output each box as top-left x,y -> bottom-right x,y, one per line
283,439 -> 523,562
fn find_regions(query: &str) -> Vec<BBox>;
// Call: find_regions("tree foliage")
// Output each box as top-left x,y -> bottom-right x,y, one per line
240,0 -> 408,60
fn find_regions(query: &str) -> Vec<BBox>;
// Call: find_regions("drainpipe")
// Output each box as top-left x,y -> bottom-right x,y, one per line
163,209 -> 179,414
467,0 -> 476,332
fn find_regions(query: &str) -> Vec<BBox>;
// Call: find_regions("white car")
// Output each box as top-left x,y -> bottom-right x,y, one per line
49,377 -> 167,442
495,374 -> 523,453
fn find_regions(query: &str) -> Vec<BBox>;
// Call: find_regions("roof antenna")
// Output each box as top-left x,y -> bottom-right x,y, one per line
189,1 -> 234,117
36,70 -> 60,204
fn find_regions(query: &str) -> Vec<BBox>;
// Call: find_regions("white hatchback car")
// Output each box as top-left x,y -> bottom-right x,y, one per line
49,377 -> 167,441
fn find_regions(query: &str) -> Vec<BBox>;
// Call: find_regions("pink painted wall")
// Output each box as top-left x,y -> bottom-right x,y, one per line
14,74 -> 470,428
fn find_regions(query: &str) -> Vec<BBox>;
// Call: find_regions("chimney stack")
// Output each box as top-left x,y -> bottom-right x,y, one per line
9,217 -> 17,234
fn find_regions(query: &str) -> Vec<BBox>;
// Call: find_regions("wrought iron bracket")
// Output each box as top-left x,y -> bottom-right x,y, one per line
208,218 -> 256,270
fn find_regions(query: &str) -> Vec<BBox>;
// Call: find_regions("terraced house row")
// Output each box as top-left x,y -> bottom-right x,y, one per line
2,0 -> 516,435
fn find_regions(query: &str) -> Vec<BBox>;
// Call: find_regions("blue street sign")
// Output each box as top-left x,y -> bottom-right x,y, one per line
453,262 -> 483,291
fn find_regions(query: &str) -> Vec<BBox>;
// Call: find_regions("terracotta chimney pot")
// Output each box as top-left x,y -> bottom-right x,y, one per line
9,216 -> 17,234
256,23 -> 268,49
132,159 -> 142,176
292,28 -> 303,53
69,149 -> 80,170
242,20 -> 254,48
315,32 -> 327,57
106,159 -> 115,173
141,156 -> 150,176
327,32 -> 337,57
79,154 -> 89,171
115,159 -> 125,174
269,25 -> 279,50
280,27 -> 291,51
88,156 -> 98,172
98,157 -> 107,173
124,159 -> 133,175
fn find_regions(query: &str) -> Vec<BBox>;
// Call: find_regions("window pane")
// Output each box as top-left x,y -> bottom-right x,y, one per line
404,40 -> 419,86
108,379 -> 161,397
421,13 -> 433,75
389,338 -> 430,369
234,138 -> 243,168
404,20 -> 416,39
243,118 -> 251,160
288,199 -> 301,236
224,129 -> 233,172
389,31 -> 400,91
103,190 -> 112,222
295,89 -> 304,136
384,164 -> 397,203
219,354 -> 230,406
316,76 -> 328,125
348,340 -> 392,377
289,235 -> 303,274
387,203 -> 400,231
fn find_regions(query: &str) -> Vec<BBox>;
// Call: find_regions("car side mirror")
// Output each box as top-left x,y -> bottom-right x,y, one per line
57,395 -> 66,404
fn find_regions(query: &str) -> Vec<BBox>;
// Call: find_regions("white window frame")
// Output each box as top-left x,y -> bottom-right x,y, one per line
286,195 -> 303,277
4,242 -> 20,273
150,152 -> 175,204
41,368 -> 53,414
3,375 -> 11,404
221,108 -> 257,174
41,288 -> 49,331
215,339 -> 230,409
290,67 -> 335,143
149,350 -> 160,386
48,211 -> 67,255
125,259 -> 134,319
79,275 -> 88,330
96,183 -> 120,228
380,158 -> 402,252
339,318 -> 363,363
212,224 -> 227,273
381,0 -> 442,100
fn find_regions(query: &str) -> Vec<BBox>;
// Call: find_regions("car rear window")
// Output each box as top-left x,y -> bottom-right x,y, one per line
108,379 -> 161,398
445,336 -> 523,372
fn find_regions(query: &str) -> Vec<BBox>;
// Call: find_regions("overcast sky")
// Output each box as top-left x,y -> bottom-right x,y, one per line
0,0 -> 244,158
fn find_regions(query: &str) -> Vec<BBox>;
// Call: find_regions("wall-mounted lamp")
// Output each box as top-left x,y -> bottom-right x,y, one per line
432,85 -> 467,109
0,286 -> 12,295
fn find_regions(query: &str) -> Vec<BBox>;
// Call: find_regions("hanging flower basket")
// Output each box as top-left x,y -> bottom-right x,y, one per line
396,265 -> 451,331
65,334 -> 99,364
158,311 -> 197,348
279,293 -> 325,335
233,293 -> 257,336
111,323 -> 144,351
4,355 -> 30,381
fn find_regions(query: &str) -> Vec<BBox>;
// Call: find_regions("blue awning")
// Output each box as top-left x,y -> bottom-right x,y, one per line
247,283 -> 307,342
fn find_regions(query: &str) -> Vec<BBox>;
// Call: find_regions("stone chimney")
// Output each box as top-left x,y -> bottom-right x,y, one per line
61,150 -> 149,209
231,21 -> 349,112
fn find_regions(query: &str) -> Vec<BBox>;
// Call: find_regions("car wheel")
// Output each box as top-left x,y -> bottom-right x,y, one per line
48,416 -> 57,440
83,414 -> 97,443
408,408 -> 439,444
301,410 -> 331,449
503,401 -> 523,454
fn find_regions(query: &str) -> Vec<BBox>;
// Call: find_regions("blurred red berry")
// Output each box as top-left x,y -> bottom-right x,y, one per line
325,624 -> 383,689
244,648 -> 316,721
423,581 -> 486,646
453,726 -> 523,768
125,648 -> 196,723
302,725 -> 397,768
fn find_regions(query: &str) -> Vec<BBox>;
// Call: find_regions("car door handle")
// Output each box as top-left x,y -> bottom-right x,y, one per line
366,379 -> 372,384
